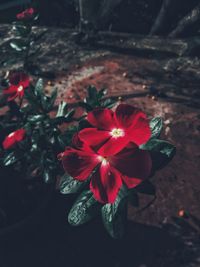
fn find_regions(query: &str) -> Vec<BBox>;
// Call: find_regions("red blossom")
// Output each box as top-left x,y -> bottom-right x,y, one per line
3,129 -> 26,150
59,139 -> 152,204
79,104 -> 151,156
16,8 -> 35,20
3,72 -> 30,101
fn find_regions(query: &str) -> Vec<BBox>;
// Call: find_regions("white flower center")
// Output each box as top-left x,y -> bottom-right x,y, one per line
17,85 -> 23,92
97,156 -> 108,166
8,132 -> 15,138
110,128 -> 125,138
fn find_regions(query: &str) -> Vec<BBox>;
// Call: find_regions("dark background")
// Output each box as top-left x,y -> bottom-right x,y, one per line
0,0 -> 200,36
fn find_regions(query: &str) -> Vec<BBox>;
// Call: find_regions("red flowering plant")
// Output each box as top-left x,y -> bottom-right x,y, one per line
9,7 -> 44,73
0,72 -> 77,183
58,86 -> 176,238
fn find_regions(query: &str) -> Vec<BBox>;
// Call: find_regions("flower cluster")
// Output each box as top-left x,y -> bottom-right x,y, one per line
16,8 -> 35,20
3,72 -> 30,101
60,104 -> 152,204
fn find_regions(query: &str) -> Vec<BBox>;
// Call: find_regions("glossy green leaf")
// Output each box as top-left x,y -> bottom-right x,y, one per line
141,139 -> 176,159
10,40 -> 27,51
56,102 -> 68,117
68,190 -> 99,226
149,117 -> 163,139
3,152 -> 21,166
35,78 -> 44,96
79,101 -> 93,111
59,173 -> 85,194
47,88 -> 57,110
101,185 -> 128,239
87,85 -> 97,100
102,98 -> 116,109
43,169 -> 53,183
12,24 -> 30,37
64,109 -> 75,122
27,115 -> 45,123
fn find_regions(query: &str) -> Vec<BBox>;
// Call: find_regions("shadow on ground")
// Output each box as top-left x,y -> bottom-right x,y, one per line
0,193 -> 199,267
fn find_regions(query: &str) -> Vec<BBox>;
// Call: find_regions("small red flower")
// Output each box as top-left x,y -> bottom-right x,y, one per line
59,137 -> 152,204
3,72 -> 30,101
79,104 -> 151,156
3,129 -> 26,150
16,8 -> 35,20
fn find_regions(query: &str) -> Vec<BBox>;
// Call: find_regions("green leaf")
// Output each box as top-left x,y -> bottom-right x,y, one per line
3,152 -> 21,166
141,139 -> 176,172
68,190 -> 99,226
59,173 -> 86,194
141,139 -> 176,159
64,109 -> 75,122
149,117 -> 163,139
35,78 -> 44,96
101,185 -> 128,239
101,98 -> 116,109
47,88 -> 57,110
79,101 -> 93,111
10,40 -> 27,51
27,115 -> 45,123
56,102 -> 68,117
97,88 -> 107,99
12,24 -> 31,37
43,169 -> 53,183
87,85 -> 97,100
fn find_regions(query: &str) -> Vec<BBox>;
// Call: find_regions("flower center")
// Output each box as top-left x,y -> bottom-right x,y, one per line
97,156 -> 108,166
110,128 -> 125,138
17,85 -> 23,92
8,132 -> 15,138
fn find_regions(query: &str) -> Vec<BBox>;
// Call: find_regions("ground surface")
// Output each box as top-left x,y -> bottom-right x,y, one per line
0,25 -> 200,267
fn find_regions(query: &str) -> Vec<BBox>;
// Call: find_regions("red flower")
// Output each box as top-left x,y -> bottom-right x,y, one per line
16,8 -> 35,20
3,129 -> 26,149
3,72 -> 30,101
60,137 -> 152,204
79,104 -> 151,156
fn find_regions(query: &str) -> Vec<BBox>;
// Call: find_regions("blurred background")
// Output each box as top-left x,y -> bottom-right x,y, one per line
0,0 -> 200,36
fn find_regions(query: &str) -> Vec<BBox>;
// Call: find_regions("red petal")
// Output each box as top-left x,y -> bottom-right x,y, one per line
61,148 -> 99,181
78,128 -> 110,149
87,108 -> 116,130
15,129 -> 26,142
7,93 -> 18,101
110,146 -> 152,184
2,136 -> 15,149
115,104 -> 146,128
128,117 -> 151,146
3,85 -> 18,95
115,104 -> 151,146
90,164 -> 122,203
121,176 -> 142,189
98,135 -> 129,157
2,129 -> 26,149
